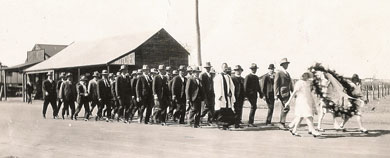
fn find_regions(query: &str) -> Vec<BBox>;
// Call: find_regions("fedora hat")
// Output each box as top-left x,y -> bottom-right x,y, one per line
268,64 -> 275,70
178,65 -> 186,71
210,68 -> 216,74
158,65 -> 165,70
280,58 -> 290,65
59,72 -> 66,78
249,63 -> 258,69
186,66 -> 193,72
66,73 -> 73,77
131,70 -> 137,75
204,62 -> 212,68
80,75 -> 88,81
150,68 -> 157,74
108,73 -> 114,78
101,70 -> 108,75
137,69 -> 142,74
46,72 -> 53,76
119,65 -> 128,71
165,66 -> 172,71
92,71 -> 100,77
116,72 -> 121,76
172,70 -> 178,75
142,65 -> 150,70
233,65 -> 243,71
192,66 -> 201,72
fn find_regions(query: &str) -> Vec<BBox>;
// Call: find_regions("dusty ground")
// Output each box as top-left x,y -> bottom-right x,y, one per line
1,97 -> 390,158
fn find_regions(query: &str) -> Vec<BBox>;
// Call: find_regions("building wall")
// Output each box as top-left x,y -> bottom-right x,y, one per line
134,30 -> 189,69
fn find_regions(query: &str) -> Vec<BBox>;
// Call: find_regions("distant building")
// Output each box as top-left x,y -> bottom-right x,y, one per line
1,44 -> 67,100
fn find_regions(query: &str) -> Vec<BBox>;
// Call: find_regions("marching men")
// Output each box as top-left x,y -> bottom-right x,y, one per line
136,65 -> 153,124
75,75 -> 90,121
59,73 -> 76,120
152,65 -> 170,125
244,63 -> 263,127
172,65 -> 187,124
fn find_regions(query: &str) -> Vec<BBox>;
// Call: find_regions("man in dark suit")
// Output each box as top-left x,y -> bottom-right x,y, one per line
136,65 -> 153,124
167,70 -> 178,119
109,73 -> 118,120
88,71 -> 100,117
56,72 -> 67,117
231,65 -> 245,128
200,62 -> 215,125
42,72 -> 58,119
152,65 -> 170,125
129,69 -> 141,121
274,58 -> 294,129
115,65 -> 132,123
59,73 -> 76,120
97,70 -> 112,122
244,63 -> 263,127
185,66 -> 205,128
172,65 -> 187,124
261,64 -> 276,126
75,75 -> 90,121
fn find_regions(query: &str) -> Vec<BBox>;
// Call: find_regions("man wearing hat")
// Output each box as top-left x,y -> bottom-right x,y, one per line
152,65 -> 170,125
129,69 -> 142,121
109,73 -> 118,120
42,72 -> 58,119
231,65 -> 245,128
274,58 -> 294,129
115,65 -> 132,123
261,64 -> 276,126
200,62 -> 215,125
97,70 -> 112,122
185,66 -> 205,128
186,66 -> 193,79
171,65 -> 187,124
165,66 -> 172,80
75,75 -> 90,121
244,63 -> 263,127
167,69 -> 178,119
88,71 -> 100,117
59,73 -> 76,120
56,72 -> 67,117
136,65 -> 153,124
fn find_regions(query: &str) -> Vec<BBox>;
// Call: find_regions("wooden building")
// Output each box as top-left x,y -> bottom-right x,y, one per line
1,44 -> 67,100
24,28 -> 189,101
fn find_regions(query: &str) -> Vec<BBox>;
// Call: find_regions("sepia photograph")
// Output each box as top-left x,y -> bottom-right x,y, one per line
0,0 -> 389,157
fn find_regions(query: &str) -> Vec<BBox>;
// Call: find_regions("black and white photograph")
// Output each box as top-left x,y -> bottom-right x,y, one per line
0,0 -> 389,157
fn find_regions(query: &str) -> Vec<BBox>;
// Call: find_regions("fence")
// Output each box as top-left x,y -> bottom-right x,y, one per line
362,82 -> 390,102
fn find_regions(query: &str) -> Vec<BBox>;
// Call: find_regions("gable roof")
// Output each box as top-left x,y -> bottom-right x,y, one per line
25,28 -> 175,72
32,44 -> 68,57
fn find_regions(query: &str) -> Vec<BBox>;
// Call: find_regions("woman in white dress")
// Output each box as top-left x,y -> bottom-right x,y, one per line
286,72 -> 321,137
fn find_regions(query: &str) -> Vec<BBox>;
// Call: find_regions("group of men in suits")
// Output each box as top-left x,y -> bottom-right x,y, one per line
41,58 -> 293,130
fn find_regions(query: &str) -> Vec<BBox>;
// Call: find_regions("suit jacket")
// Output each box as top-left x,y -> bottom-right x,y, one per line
244,73 -> 262,99
115,75 -> 131,99
110,81 -> 117,101
88,79 -> 99,101
200,72 -> 215,102
59,80 -> 76,102
130,77 -> 138,98
42,79 -> 57,100
76,82 -> 88,104
185,76 -> 204,102
97,78 -> 111,101
274,70 -> 294,99
153,75 -> 169,100
136,75 -> 153,100
261,72 -> 275,99
171,75 -> 187,102
231,75 -> 245,102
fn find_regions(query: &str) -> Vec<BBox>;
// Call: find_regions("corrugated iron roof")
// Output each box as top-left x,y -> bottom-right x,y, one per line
25,28 -> 165,72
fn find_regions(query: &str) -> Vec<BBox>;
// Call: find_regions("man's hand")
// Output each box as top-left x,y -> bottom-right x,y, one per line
172,95 -> 176,101
137,97 -> 141,102
99,98 -> 102,102
154,94 -> 158,100
45,92 -> 49,96
60,99 -> 63,102
186,100 -> 190,106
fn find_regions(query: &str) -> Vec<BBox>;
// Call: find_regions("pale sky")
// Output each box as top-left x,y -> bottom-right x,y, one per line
1,0 -> 389,79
